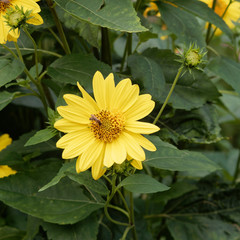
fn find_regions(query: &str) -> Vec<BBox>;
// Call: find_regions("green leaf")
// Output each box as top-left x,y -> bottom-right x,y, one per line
0,59 -> 24,87
24,128 -> 57,147
0,159 -> 104,224
64,12 -> 100,48
207,56 -> 240,95
0,91 -> 15,111
47,54 -> 113,91
0,132 -> 57,166
55,0 -> 146,32
166,0 -> 232,39
143,49 -> 220,110
42,213 -> 99,240
128,54 -> 166,98
156,1 -> 205,47
39,161 -> 109,196
0,226 -> 25,240
118,174 -> 169,193
145,136 -> 221,172
167,217 -> 240,240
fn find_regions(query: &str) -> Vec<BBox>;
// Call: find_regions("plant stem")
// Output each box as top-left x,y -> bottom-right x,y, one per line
23,27 -> 39,78
129,192 -> 138,240
207,0 -> 232,44
120,33 -> 132,72
46,0 -> 71,54
153,65 -> 184,124
205,0 -> 217,43
120,226 -> 134,240
104,176 -> 129,227
13,42 -> 48,113
232,154 -> 240,185
48,27 -> 64,49
135,0 -> 142,11
101,27 -> 112,66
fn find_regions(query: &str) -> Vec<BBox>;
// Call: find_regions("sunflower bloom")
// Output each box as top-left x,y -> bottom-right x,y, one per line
201,0 -> 240,35
0,134 -> 16,178
143,1 -> 160,17
55,71 -> 160,180
0,0 -> 43,44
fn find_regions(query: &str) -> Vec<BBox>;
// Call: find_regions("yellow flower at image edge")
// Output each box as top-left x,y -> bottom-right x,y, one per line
0,134 -> 16,178
55,71 -> 160,180
0,0 -> 43,44
201,0 -> 240,35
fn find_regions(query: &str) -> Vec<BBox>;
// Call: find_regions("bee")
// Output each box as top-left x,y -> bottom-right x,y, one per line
89,114 -> 102,125
0,0 -> 11,3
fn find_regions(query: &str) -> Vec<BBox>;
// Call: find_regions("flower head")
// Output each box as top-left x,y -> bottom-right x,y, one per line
0,134 -> 17,178
201,0 -> 240,35
143,1 -> 160,17
55,71 -> 160,180
0,0 -> 43,44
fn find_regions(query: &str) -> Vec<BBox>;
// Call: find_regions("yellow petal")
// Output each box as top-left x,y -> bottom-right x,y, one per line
103,143 -> 114,168
56,129 -> 91,149
93,71 -> 106,109
0,16 -> 9,44
110,138 -> 127,165
62,131 -> 95,159
15,0 -> 41,13
7,34 -> 18,42
130,160 -> 143,170
111,79 -> 139,112
126,132 -> 157,151
63,94 -> 97,115
124,94 -> 155,121
77,82 -> 99,111
91,145 -> 106,180
8,28 -> 20,39
105,73 -> 115,110
0,134 -> 12,151
54,118 -> 87,133
121,132 -> 145,161
27,13 -> 43,25
57,106 -> 90,124
76,140 -> 104,172
0,165 -> 17,178
125,121 -> 160,134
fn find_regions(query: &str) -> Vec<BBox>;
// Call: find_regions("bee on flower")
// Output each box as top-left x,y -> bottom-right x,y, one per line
54,71 -> 160,180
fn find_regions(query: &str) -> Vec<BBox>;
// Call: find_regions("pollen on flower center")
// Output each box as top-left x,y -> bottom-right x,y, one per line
0,0 -> 11,13
89,110 -> 125,143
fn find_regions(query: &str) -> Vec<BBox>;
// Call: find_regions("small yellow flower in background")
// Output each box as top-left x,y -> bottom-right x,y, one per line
55,71 -> 160,180
143,0 -> 160,17
0,134 -> 17,178
201,0 -> 240,35
0,0 -> 43,44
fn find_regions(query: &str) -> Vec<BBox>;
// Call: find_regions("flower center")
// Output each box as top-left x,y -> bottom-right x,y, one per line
89,110 -> 125,143
0,0 -> 12,13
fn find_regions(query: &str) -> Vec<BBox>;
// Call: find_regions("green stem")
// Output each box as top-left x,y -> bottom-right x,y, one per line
120,226 -> 134,240
23,27 -> 39,78
101,27 -> 112,66
207,0 -> 232,44
153,65 -> 184,124
120,34 -> 132,72
48,27 -> 64,49
135,0 -> 142,11
205,0 -> 217,43
46,0 -> 71,54
1,46 -> 62,58
13,42 -> 48,113
232,154 -> 240,185
108,204 -> 129,218
104,176 -> 129,227
129,192 -> 138,240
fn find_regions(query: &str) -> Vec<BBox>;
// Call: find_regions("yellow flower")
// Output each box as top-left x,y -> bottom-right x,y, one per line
0,134 -> 17,178
55,71 -> 160,180
143,1 -> 160,17
0,0 -> 43,44
201,0 -> 240,35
